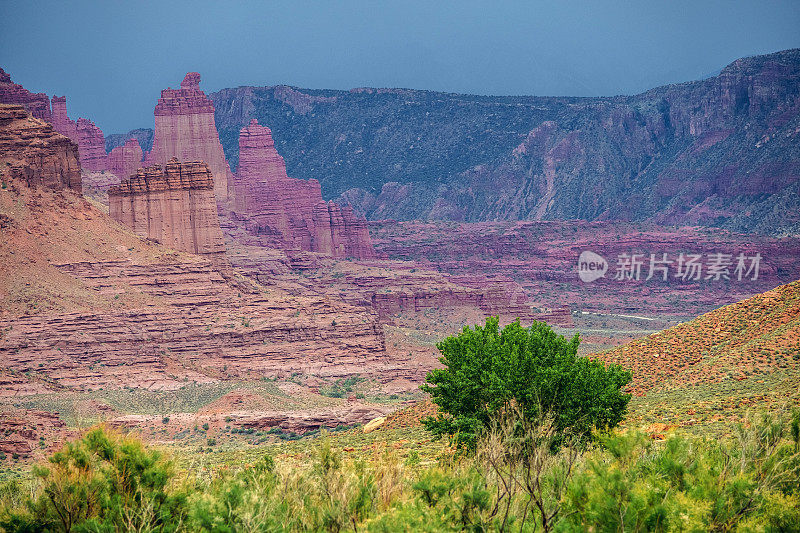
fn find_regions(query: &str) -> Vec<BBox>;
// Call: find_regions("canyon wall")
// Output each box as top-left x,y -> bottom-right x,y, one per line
0,104 -> 81,191
108,159 -> 225,257
107,138 -> 143,179
0,68 -> 51,121
144,72 -> 233,203
233,119 -> 375,259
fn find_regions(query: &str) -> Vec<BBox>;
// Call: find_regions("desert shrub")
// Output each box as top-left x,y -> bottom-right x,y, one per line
421,317 -> 632,449
2,409 -> 800,532
0,426 -> 186,532
320,377 -> 365,399
559,410 -> 800,532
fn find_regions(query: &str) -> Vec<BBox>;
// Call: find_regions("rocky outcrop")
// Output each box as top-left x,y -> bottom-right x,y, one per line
233,119 -> 375,259
0,104 -> 81,191
234,404 -> 394,433
107,138 -> 143,179
144,72 -> 233,202
0,67 -> 51,121
109,159 -> 225,257
0,410 -> 67,458
76,117 -> 107,171
51,96 -> 109,171
50,95 -> 78,142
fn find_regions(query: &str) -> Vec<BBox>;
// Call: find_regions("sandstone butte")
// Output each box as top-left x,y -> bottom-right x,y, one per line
0,104 -> 81,191
108,159 -> 226,258
50,96 -> 111,172
234,119 -> 376,259
0,67 -> 51,121
144,72 -> 233,203
107,137 -> 143,180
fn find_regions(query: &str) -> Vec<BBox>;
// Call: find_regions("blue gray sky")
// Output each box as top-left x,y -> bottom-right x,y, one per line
2,0 -> 798,133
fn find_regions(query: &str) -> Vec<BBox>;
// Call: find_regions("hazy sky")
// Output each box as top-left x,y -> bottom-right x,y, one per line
2,0 -> 798,133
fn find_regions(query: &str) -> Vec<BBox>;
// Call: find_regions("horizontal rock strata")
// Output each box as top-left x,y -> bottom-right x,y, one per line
0,104 -> 81,191
108,159 -> 226,257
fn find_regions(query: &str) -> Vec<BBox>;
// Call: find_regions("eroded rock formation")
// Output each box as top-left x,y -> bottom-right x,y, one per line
233,119 -> 375,259
0,67 -> 51,121
144,72 -> 233,202
51,95 -> 109,171
0,104 -> 81,191
107,138 -> 143,179
50,95 -> 77,142
76,117 -> 107,171
109,159 -> 225,257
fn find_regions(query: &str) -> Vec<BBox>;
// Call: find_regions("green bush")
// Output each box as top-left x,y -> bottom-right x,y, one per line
1,410 -> 799,532
421,317 -> 632,449
0,426 -> 186,532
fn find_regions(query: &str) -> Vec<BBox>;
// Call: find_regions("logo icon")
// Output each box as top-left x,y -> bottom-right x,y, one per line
578,251 -> 608,283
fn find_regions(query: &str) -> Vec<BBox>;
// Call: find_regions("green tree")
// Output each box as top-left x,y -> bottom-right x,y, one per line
421,317 -> 632,449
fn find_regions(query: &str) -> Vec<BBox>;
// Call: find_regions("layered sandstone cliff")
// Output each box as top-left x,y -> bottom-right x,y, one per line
107,138 -> 143,179
109,159 -> 225,257
0,104 -> 81,191
76,117 -> 107,171
234,119 -> 375,259
208,49 -> 800,235
0,68 -> 51,121
144,73 -> 233,202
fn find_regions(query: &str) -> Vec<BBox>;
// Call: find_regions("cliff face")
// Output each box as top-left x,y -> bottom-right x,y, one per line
50,96 -> 78,142
433,50 -> 800,233
234,119 -> 375,259
76,117 -> 107,171
0,68 -> 51,121
108,159 -> 225,257
208,49 -> 800,235
107,138 -> 143,179
0,104 -> 81,191
50,95 -> 112,172
144,73 -> 233,203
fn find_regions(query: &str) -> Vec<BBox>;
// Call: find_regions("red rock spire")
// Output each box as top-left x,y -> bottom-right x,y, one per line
145,73 -> 232,202
234,119 -> 375,259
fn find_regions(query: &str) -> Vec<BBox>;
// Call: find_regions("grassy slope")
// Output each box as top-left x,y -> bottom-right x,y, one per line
594,279 -> 800,395
588,280 -> 800,435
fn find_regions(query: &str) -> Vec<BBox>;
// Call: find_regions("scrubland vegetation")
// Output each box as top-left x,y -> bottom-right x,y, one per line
2,319 -> 799,532
1,410 -> 799,532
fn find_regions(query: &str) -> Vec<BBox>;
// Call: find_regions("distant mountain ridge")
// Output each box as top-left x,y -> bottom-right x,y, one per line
112,49 -> 800,235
